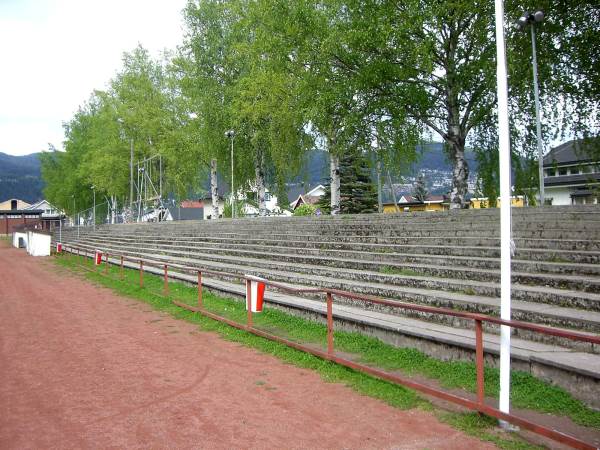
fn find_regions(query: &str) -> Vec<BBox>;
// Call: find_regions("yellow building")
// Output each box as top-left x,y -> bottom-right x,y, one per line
470,196 -> 525,209
383,195 -> 449,213
0,198 -> 31,211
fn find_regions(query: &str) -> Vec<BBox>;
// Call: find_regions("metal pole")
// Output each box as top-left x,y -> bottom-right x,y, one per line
531,25 -> 545,206
231,136 -> 235,219
494,0 -> 513,423
93,188 -> 96,231
130,138 -> 134,210
327,293 -> 334,355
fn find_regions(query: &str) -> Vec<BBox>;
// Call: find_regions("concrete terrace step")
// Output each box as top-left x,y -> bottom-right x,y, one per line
91,225 -> 600,240
64,227 -> 600,252
76,236 -> 600,292
71,233 -> 600,264
70,240 -> 600,337
85,237 -> 600,311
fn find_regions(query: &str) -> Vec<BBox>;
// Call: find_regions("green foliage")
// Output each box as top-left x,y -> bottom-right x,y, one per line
317,150 -> 377,214
412,173 -> 428,203
41,0 -> 600,218
292,204 -> 316,216
339,151 -> 378,214
222,199 -> 245,219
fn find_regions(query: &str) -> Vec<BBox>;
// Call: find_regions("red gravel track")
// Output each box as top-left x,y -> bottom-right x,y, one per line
0,242 -> 494,449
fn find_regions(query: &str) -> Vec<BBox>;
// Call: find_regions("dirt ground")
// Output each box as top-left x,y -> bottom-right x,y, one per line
0,242 -> 496,449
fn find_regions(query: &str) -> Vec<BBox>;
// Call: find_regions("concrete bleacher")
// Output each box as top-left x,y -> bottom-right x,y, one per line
53,205 -> 600,407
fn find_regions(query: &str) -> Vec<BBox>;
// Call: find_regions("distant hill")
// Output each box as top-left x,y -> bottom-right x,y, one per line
414,142 -> 478,173
0,152 -> 44,203
294,143 -> 477,184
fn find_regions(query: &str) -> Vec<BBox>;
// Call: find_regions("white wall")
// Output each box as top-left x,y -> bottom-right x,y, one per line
12,232 -> 27,248
26,231 -> 51,256
545,187 -> 573,206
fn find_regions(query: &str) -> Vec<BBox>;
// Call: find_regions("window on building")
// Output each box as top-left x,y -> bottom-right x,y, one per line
265,193 -> 272,201
10,200 -> 17,209
558,168 -> 568,176
545,168 -> 555,177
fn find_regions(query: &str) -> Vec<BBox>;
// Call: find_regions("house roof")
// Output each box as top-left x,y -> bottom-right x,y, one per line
286,183 -> 325,204
180,200 -> 203,208
167,207 -> 204,221
543,138 -> 600,166
545,173 -> 600,187
0,209 -> 43,215
25,200 -> 53,210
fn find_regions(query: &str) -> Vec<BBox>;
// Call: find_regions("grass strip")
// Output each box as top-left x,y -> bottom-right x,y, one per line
55,253 -> 597,446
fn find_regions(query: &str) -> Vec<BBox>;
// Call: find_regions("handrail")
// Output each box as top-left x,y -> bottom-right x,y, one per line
58,242 -> 599,449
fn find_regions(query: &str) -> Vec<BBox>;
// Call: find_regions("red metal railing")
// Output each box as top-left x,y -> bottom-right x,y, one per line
60,243 -> 599,450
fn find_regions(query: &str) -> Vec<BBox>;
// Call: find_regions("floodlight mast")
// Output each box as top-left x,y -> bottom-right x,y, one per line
91,185 -> 96,231
225,129 -> 236,218
517,10 -> 546,206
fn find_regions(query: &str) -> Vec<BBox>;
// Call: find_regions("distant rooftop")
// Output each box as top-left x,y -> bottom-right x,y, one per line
543,138 -> 600,166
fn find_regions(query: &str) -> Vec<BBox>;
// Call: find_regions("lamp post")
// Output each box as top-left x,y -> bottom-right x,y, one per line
91,185 -> 96,231
225,129 -> 236,218
117,118 -> 134,212
517,10 -> 545,206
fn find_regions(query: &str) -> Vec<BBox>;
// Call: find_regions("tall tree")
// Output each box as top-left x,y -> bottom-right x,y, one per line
321,0 -> 599,208
413,173 -> 429,203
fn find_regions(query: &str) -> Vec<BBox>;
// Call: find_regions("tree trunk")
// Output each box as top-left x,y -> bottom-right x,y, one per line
210,158 -> 220,219
386,170 -> 400,212
446,95 -> 469,209
255,152 -> 267,216
449,143 -> 469,209
330,154 -> 340,215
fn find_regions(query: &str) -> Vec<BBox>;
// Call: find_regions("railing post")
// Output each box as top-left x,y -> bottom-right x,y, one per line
163,264 -> 169,295
246,278 -> 253,328
139,260 -> 144,288
475,319 -> 485,406
327,292 -> 334,355
104,252 -> 109,274
197,271 -> 203,308
120,256 -> 124,280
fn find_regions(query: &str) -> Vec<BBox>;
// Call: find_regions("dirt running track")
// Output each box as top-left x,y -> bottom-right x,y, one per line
0,243 -> 494,449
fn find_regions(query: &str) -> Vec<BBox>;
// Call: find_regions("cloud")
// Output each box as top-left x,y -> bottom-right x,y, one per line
0,0 -> 187,156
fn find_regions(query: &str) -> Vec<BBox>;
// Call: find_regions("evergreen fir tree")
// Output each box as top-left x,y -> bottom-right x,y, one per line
413,173 -> 429,203
317,151 -> 377,214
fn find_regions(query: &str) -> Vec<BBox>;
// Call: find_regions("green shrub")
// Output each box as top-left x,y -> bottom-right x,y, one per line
293,204 -> 317,216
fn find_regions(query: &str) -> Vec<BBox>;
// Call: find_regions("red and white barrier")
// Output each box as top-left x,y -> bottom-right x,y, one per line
95,250 -> 103,265
246,276 -> 266,312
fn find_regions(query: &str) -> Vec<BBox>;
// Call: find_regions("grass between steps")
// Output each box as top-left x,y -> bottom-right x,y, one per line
54,254 -> 600,442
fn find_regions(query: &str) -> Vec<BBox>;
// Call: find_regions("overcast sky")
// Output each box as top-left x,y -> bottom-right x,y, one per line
0,0 -> 188,156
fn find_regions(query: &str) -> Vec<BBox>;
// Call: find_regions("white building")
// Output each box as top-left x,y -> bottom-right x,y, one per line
543,139 -> 600,206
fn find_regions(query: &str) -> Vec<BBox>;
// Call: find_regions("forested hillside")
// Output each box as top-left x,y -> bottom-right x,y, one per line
0,152 -> 44,203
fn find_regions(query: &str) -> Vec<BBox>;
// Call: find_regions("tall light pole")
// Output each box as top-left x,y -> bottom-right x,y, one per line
117,118 -> 134,212
518,10 -> 545,206
225,129 -> 236,218
91,185 -> 96,231
129,138 -> 134,210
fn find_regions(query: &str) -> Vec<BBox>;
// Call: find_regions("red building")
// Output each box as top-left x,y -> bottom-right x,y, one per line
0,209 -> 43,235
